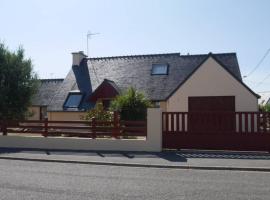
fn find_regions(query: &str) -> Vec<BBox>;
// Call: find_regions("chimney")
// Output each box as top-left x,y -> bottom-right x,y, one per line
72,51 -> 87,66
71,51 -> 92,110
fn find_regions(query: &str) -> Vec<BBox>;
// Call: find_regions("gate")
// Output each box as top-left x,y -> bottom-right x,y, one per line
162,112 -> 270,151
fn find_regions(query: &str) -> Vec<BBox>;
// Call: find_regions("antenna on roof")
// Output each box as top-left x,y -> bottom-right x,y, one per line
87,31 -> 100,57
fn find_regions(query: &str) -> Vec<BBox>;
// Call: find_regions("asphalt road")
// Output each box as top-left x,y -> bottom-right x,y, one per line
0,159 -> 269,200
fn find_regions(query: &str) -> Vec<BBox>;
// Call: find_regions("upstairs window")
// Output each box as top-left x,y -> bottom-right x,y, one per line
151,64 -> 168,75
63,93 -> 83,109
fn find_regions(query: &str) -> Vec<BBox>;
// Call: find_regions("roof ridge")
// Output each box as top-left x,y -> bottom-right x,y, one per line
40,78 -> 64,82
88,53 -> 180,60
180,52 -> 236,57
88,52 -> 237,60
211,52 -> 236,56
103,78 -> 115,83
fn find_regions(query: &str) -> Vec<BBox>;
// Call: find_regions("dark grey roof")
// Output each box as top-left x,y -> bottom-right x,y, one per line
87,52 -> 242,100
32,79 -> 64,106
103,79 -> 121,94
47,52 -> 244,111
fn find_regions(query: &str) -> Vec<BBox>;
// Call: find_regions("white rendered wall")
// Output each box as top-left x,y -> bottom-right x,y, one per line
166,57 -> 258,112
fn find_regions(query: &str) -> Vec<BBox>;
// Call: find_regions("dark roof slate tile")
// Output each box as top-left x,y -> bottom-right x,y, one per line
32,79 -> 64,106
47,52 -> 242,111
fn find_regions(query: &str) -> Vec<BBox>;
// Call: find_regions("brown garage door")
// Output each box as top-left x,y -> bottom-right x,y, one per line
188,96 -> 235,132
189,96 -> 235,112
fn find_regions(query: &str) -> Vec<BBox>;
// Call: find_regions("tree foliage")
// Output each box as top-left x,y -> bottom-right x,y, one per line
0,43 -> 39,120
110,87 -> 152,120
259,104 -> 270,112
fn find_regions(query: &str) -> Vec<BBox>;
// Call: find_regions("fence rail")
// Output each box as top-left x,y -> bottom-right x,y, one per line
162,111 -> 270,151
0,115 -> 147,139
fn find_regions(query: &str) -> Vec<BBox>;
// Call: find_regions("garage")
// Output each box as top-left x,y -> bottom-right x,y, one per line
162,55 -> 262,150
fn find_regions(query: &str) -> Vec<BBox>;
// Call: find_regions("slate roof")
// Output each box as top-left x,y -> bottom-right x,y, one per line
89,79 -> 121,102
32,79 -> 64,106
102,79 -> 121,94
47,52 -> 245,111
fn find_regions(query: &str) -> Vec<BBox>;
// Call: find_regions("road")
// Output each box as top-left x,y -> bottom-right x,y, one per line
0,159 -> 269,200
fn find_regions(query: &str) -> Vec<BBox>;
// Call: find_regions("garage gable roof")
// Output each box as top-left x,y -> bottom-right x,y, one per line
165,53 -> 260,100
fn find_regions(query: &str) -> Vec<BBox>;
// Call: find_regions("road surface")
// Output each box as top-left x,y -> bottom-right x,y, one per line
0,159 -> 269,200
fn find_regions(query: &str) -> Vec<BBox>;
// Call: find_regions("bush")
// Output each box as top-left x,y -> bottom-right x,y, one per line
259,104 -> 270,112
110,87 -> 152,120
82,101 -> 113,121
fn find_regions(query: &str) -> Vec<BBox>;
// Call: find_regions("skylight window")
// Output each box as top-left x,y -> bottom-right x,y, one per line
151,64 -> 168,75
63,93 -> 83,109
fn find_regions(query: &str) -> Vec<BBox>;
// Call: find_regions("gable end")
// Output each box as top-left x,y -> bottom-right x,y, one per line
165,53 -> 260,100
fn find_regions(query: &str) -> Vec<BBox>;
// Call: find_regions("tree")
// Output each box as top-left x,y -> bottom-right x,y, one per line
110,87 -> 152,120
0,43 -> 38,120
259,104 -> 270,112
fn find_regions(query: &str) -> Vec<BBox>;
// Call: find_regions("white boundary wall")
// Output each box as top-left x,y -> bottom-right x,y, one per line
0,108 -> 162,152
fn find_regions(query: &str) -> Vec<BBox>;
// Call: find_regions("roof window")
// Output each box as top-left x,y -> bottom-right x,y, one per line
151,64 -> 168,75
63,92 -> 83,109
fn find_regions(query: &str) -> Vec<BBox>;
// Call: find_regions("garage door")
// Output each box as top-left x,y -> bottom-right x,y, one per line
188,96 -> 235,132
188,96 -> 235,112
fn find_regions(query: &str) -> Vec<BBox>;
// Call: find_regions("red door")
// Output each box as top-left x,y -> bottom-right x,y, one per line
188,96 -> 235,133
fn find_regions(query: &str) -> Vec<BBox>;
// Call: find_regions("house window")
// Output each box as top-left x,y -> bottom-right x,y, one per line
152,101 -> 160,108
63,93 -> 83,109
40,106 -> 47,120
151,64 -> 168,75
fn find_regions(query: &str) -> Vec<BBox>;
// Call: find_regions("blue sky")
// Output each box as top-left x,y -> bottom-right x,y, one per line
0,0 -> 270,92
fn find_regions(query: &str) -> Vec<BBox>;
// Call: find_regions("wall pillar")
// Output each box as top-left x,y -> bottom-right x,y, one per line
147,108 -> 162,152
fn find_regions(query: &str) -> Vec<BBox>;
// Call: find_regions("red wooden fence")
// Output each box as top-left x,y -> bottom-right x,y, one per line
162,112 -> 270,134
162,112 -> 270,151
0,114 -> 146,139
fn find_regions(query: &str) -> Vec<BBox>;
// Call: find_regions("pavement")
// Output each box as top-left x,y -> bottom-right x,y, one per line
0,148 -> 270,172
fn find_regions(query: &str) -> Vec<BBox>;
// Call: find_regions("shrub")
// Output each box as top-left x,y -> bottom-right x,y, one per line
110,87 -> 152,120
82,101 -> 113,121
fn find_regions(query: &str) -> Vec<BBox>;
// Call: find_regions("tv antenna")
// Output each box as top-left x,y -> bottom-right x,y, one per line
87,31 -> 100,57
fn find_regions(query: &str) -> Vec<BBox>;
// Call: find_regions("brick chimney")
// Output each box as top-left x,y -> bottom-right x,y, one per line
72,51 -> 87,66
